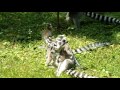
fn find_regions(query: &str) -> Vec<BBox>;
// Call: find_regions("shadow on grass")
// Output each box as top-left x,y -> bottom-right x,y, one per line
55,20 -> 120,44
0,12 -> 59,43
0,12 -> 120,44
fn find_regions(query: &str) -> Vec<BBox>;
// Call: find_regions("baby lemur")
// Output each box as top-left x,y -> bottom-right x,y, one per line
42,23 -> 110,78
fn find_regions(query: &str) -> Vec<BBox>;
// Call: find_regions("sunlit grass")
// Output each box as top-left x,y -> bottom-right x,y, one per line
0,12 -> 120,78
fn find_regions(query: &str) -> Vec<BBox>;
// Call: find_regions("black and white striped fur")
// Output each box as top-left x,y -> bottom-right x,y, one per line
85,12 -> 120,24
45,35 -> 71,67
44,34 -> 110,78
52,35 -> 98,78
72,42 -> 111,54
56,58 -> 98,78
66,69 -> 97,78
41,23 -> 109,78
66,12 -> 120,30
44,35 -> 69,66
43,34 -> 110,70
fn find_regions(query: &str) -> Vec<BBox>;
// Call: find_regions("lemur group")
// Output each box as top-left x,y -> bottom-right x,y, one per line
41,12 -> 120,78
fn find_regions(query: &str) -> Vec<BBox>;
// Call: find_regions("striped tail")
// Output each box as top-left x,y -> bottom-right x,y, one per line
85,12 -> 120,24
66,69 -> 98,78
72,42 -> 111,54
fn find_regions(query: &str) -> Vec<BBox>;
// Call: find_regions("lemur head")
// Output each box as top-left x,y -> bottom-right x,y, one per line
42,22 -> 53,40
53,35 -> 68,52
42,22 -> 53,30
47,35 -> 67,53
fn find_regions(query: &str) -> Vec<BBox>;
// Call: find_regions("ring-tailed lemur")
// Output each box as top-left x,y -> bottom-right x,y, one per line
41,22 -> 57,66
66,12 -> 120,30
42,23 -> 110,78
72,42 -> 110,54
50,35 -> 98,78
45,34 -> 111,78
42,23 -> 69,67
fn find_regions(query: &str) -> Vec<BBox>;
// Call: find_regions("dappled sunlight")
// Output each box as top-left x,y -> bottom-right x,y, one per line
0,12 -> 120,78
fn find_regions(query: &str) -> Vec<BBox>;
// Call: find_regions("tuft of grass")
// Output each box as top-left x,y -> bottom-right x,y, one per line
0,12 -> 120,78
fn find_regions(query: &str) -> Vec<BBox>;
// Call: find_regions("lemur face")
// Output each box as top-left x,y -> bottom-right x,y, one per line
54,35 -> 68,51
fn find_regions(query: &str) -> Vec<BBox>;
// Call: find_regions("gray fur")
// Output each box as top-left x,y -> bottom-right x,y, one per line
66,12 -> 120,30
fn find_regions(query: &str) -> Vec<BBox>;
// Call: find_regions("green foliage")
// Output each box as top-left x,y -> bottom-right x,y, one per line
0,12 -> 120,78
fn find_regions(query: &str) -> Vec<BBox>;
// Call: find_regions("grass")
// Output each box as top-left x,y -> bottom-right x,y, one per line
0,12 -> 120,78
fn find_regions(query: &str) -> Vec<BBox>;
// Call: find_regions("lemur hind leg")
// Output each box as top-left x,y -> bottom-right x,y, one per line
66,12 -> 81,30
56,59 -> 75,76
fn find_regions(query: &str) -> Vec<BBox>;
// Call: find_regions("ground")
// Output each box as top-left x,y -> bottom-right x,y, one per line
0,12 -> 120,78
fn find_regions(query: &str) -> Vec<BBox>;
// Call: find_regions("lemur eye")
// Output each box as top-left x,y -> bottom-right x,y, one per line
54,44 -> 57,46
63,40 -> 66,42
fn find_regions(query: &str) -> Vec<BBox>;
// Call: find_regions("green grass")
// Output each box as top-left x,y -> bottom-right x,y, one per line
0,12 -> 120,78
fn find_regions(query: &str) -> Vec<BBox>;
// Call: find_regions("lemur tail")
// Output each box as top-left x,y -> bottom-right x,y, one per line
72,42 -> 111,54
66,69 -> 98,78
85,12 -> 120,24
